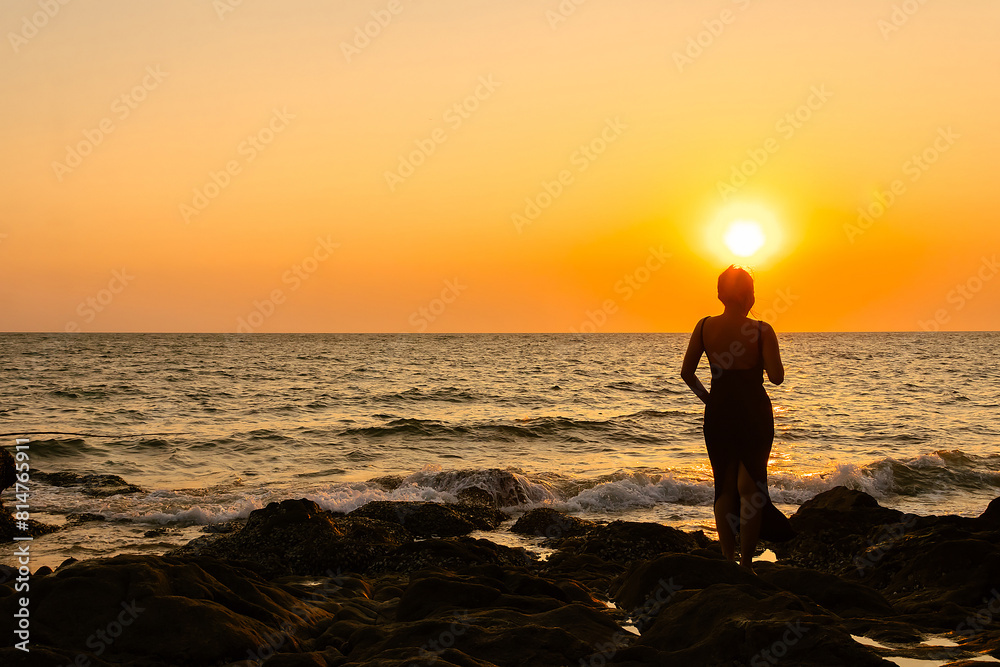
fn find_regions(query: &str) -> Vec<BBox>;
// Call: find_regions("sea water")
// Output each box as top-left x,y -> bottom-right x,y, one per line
1,332 -> 998,569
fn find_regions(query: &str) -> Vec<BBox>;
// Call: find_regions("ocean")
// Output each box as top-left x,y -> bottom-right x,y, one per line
2,332 -> 999,570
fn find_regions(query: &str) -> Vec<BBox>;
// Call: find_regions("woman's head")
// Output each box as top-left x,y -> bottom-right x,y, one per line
717,265 -> 755,313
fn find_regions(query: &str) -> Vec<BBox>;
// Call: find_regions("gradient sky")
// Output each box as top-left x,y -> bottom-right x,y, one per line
2,0 -> 998,332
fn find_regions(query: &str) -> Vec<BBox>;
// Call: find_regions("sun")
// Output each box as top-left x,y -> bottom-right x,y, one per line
724,220 -> 766,257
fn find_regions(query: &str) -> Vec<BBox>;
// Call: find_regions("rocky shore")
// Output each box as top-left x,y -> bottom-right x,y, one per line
2,486 -> 1000,666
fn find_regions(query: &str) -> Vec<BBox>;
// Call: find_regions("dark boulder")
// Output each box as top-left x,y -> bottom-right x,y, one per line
33,471 -> 144,497
564,520 -> 708,563
509,507 -> 596,539
170,498 -> 412,578
772,486 -> 908,572
0,554 -> 332,666
980,496 -> 1000,524
0,447 -> 15,496
618,582 -> 893,666
373,536 -> 537,574
348,500 -> 506,537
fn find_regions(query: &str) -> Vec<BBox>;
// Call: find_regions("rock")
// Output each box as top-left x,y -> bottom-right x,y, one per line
754,563 -> 897,619
346,600 -> 625,667
201,518 -> 246,534
1,506 -> 59,543
420,468 -> 532,508
618,582 -> 893,666
170,498 -> 412,578
34,471 -> 144,497
771,486 -> 907,572
611,553 -> 766,627
509,507 -> 596,539
0,447 -> 15,496
564,520 -> 708,563
0,554 -> 333,666
373,537 -> 537,574
980,496 -> 1000,524
348,501 -> 506,537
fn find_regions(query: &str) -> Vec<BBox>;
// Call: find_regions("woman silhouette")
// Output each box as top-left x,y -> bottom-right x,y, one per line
681,266 -> 794,571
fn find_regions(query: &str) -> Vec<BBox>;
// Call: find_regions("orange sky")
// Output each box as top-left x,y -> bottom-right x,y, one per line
1,0 -> 998,332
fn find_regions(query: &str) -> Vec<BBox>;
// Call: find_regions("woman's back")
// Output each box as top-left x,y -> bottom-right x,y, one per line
700,315 -> 763,373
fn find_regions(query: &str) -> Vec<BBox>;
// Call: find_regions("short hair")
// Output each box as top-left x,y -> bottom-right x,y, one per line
717,265 -> 754,311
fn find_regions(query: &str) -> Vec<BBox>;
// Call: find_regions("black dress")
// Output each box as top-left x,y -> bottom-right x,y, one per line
700,316 -> 795,542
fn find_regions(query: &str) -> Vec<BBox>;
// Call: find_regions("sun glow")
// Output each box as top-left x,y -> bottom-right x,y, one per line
702,202 -> 787,267
724,220 -> 766,257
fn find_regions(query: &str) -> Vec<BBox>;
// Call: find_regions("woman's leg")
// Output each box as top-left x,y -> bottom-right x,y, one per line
737,461 -> 764,570
714,461 -> 739,562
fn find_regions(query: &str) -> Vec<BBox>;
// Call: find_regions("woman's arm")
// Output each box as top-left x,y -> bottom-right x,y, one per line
761,322 -> 784,385
681,320 -> 709,404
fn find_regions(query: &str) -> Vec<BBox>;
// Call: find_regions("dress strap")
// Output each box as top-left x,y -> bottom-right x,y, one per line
699,316 -> 709,349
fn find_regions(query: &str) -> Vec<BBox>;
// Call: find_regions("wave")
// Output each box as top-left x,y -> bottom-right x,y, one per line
26,451 -> 1000,528
337,412 -> 686,443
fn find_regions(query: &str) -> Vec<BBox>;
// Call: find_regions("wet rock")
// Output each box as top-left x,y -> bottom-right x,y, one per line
201,518 -> 246,533
66,512 -> 106,523
345,597 -> 625,667
771,486 -> 908,572
170,498 -> 412,578
755,562 -> 897,619
421,468 -> 532,508
0,554 -> 333,666
348,500 -> 506,537
34,471 -> 144,497
509,507 -> 596,539
0,506 -> 59,542
612,553 -> 766,622
0,447 -> 15,496
373,536 -> 537,574
980,496 -> 1000,524
366,474 -> 404,491
857,526 -> 1000,617
618,582 -> 892,666
563,520 -> 708,563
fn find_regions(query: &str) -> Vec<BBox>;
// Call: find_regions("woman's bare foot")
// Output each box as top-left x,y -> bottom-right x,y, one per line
739,561 -> 756,575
